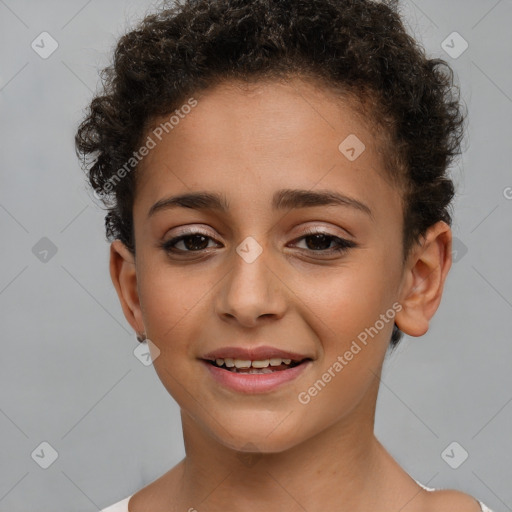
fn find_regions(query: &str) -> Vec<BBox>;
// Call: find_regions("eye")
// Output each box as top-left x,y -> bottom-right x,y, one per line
290,231 -> 357,255
160,231 -> 222,254
159,229 -> 357,256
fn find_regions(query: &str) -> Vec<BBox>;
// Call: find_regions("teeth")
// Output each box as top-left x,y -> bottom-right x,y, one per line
234,359 -> 252,369
270,358 -> 291,366
211,357 -> 296,368
251,359 -> 270,368
246,368 -> 274,374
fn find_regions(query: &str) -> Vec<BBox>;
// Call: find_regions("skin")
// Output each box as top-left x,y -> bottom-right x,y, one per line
109,77 -> 480,511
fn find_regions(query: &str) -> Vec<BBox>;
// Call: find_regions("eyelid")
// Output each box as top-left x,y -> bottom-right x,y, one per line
288,229 -> 357,250
160,229 -> 357,260
293,223 -> 353,240
163,221 -> 352,240
165,225 -> 216,239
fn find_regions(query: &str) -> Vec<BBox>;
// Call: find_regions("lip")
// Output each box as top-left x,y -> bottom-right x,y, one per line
201,345 -> 311,362
201,359 -> 312,394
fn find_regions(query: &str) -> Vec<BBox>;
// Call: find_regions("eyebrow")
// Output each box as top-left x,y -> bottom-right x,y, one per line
148,189 -> 373,220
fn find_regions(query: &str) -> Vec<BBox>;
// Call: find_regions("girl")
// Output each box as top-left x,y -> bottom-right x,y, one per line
75,0 -> 493,510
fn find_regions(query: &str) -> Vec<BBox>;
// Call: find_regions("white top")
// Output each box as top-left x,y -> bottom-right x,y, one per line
100,481 -> 493,511
415,481 -> 493,512
100,495 -> 131,512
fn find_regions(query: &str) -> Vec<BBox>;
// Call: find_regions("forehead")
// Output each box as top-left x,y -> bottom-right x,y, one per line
144,77 -> 380,163
135,77 -> 401,221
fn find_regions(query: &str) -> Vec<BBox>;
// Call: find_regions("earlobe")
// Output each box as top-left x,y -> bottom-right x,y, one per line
109,240 -> 144,334
394,221 -> 452,337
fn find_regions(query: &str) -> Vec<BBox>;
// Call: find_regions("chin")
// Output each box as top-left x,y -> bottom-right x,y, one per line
227,436 -> 299,455
210,419 -> 307,455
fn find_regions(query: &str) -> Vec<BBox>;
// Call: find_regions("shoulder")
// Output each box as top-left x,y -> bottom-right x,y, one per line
108,459 -> 185,511
421,488 -> 484,512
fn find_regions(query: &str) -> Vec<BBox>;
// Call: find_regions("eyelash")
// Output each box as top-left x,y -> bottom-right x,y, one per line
159,229 -> 357,256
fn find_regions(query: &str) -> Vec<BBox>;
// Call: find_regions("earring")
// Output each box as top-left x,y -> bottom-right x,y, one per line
136,331 -> 147,343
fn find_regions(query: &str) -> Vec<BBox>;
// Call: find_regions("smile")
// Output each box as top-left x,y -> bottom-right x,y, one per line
206,356 -> 305,373
201,357 -> 312,393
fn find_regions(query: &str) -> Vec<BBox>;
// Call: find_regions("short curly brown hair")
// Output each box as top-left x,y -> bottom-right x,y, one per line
75,0 -> 466,348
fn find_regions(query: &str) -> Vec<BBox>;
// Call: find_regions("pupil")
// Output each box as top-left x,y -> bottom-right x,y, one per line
306,234 -> 331,251
184,235 -> 209,251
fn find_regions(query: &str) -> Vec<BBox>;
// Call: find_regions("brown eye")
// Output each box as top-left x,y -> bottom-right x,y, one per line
291,232 -> 357,254
161,232 -> 221,253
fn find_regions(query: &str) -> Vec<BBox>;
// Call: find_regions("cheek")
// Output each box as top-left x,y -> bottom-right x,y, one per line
137,263 -> 207,343
291,261 -> 397,426
136,264 -> 216,405
301,252 -> 400,348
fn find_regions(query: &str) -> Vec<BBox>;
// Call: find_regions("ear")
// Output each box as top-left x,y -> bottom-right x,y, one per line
109,239 -> 144,335
394,221 -> 452,337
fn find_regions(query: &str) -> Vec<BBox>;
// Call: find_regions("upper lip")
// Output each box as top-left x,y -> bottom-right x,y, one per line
201,345 -> 312,362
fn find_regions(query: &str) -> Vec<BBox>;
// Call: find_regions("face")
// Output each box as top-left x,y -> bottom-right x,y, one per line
110,77 -> 451,453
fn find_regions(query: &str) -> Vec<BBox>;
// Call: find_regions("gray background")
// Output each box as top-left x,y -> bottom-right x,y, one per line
0,0 -> 511,510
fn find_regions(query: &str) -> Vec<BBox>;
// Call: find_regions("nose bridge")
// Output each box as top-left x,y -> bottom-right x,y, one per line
216,237 -> 286,326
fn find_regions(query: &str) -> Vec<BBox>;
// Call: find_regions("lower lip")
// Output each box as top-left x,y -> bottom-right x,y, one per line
201,360 -> 312,394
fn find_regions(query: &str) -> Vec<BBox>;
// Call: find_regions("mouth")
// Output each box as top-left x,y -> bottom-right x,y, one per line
201,356 -> 313,394
200,346 -> 314,393
203,356 -> 311,374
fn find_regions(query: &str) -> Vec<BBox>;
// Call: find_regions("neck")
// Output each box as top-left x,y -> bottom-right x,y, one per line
173,378 -> 394,511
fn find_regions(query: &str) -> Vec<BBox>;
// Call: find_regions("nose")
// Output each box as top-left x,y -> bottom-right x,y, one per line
215,244 -> 288,328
